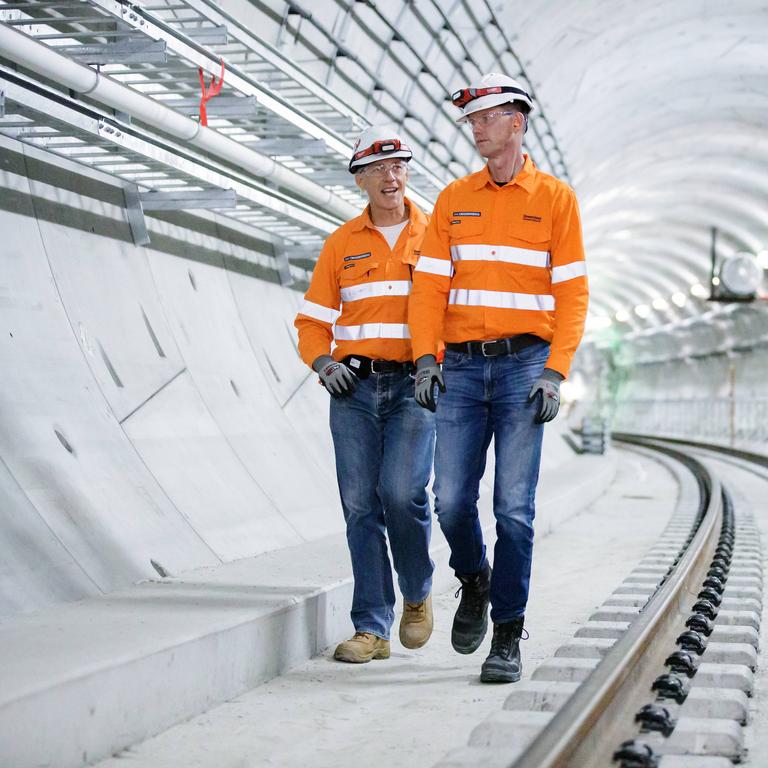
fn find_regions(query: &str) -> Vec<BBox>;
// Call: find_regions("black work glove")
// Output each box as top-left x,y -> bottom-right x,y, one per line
414,354 -> 445,412
312,355 -> 358,399
528,368 -> 564,423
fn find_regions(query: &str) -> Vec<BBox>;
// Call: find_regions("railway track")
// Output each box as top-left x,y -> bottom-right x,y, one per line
442,435 -> 764,768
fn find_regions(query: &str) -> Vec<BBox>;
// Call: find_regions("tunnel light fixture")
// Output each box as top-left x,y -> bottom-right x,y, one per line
757,250 -> 768,269
711,276 -> 721,286
586,315 -> 612,331
634,304 -> 651,318
651,297 -> 669,311
671,292 -> 687,308
719,252 -> 763,296
615,309 -> 631,323
690,283 -> 708,298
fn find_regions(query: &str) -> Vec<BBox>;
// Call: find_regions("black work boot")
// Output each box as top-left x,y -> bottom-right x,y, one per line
451,563 -> 492,654
480,616 -> 525,683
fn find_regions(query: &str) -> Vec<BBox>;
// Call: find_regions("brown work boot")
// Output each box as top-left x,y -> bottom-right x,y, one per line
399,594 -> 433,649
333,632 -> 390,663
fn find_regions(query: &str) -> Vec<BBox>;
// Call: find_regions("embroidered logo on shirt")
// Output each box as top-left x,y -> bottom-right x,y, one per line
450,220 -> 462,225
343,251 -> 371,262
523,214 -> 542,223
453,211 -> 481,217
343,263 -> 356,269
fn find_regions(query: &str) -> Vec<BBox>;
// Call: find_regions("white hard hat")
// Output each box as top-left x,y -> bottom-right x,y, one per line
452,72 -> 534,123
348,125 -> 413,173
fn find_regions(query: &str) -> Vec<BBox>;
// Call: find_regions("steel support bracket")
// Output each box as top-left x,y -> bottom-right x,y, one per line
122,182 -> 151,247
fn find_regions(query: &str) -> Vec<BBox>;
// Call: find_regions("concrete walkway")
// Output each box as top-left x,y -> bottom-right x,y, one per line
95,447 -> 676,768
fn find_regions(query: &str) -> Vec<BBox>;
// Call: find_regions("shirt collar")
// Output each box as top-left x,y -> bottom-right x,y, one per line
471,154 -> 536,192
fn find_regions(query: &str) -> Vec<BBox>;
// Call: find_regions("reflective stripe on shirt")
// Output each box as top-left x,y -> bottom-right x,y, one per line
334,322 -> 411,341
448,288 -> 555,312
340,280 -> 411,303
414,256 -> 454,277
551,261 -> 587,284
450,243 -> 549,268
298,299 -> 339,324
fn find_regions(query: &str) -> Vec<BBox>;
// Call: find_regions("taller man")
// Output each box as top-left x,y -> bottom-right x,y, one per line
409,73 -> 588,683
295,127 -> 435,664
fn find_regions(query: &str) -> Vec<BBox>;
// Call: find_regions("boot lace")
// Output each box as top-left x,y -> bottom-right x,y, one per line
403,600 -> 425,616
490,624 -> 529,657
454,574 -> 487,618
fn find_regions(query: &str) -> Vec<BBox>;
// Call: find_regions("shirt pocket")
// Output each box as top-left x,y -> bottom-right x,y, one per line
509,219 -> 551,250
448,211 -> 486,241
338,259 -> 380,286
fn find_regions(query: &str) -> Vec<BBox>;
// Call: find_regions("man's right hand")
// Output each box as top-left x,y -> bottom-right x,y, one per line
312,355 -> 358,399
414,354 -> 445,412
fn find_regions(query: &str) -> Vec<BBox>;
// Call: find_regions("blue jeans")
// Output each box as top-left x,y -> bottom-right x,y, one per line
433,341 -> 548,623
330,371 -> 435,640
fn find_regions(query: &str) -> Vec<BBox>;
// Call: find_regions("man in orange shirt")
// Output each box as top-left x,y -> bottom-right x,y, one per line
295,127 -> 435,663
409,74 -> 588,682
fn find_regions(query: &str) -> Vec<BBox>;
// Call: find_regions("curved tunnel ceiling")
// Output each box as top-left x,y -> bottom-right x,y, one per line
496,0 -> 768,335
2,0 -> 765,345
250,0 -> 768,339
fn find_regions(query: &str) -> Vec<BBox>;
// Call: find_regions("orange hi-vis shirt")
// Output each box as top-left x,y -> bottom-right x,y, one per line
295,198 -> 428,366
408,155 -> 588,378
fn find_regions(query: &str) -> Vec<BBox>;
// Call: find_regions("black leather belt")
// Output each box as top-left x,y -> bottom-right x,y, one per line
445,334 -> 543,357
343,356 -> 415,378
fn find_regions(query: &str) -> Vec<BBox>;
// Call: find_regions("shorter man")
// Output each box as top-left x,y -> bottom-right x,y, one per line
295,127 -> 435,663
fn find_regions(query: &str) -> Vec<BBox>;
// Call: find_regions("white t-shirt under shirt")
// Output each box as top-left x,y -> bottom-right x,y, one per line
375,220 -> 408,251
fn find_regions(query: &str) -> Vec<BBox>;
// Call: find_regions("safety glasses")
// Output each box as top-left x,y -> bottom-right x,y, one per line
360,161 -> 408,177
451,85 -> 530,108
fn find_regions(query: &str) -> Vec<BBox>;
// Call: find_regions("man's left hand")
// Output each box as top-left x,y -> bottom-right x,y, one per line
528,368 -> 565,423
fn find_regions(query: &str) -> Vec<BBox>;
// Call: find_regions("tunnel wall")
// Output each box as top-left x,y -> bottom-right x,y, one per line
609,351 -> 768,448
0,134 -> 342,619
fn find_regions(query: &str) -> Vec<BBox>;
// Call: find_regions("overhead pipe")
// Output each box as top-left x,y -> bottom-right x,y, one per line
0,23 -> 358,221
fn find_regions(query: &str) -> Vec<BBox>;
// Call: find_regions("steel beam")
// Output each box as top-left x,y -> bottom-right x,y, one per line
139,188 -> 237,211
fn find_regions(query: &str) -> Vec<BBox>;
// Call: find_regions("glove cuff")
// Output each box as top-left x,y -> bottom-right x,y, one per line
312,354 -> 335,373
540,367 -> 564,384
416,354 -> 437,370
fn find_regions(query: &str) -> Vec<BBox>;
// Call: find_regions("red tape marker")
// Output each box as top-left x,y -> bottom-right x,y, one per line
197,60 -> 225,127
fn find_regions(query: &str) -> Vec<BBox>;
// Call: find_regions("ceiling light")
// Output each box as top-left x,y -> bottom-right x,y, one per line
720,252 -> 763,296
690,283 -> 708,297
757,250 -> 768,269
652,297 -> 668,311
671,292 -> 687,307
615,309 -> 630,322
634,304 -> 651,318
586,315 -> 612,331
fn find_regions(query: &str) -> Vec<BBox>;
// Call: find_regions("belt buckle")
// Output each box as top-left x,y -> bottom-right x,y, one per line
480,340 -> 496,357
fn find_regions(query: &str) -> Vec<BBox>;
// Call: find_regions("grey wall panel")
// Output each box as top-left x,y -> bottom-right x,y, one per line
120,370 -> 303,560
33,209 -> 185,424
140,218 -> 340,542
224,268 -> 343,534
133,222 -> 335,552
229,273 -> 310,407
0,188 -> 220,608
0,456 -> 98,616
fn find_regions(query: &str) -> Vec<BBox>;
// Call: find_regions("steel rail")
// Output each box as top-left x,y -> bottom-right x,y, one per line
510,435 -> 723,768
